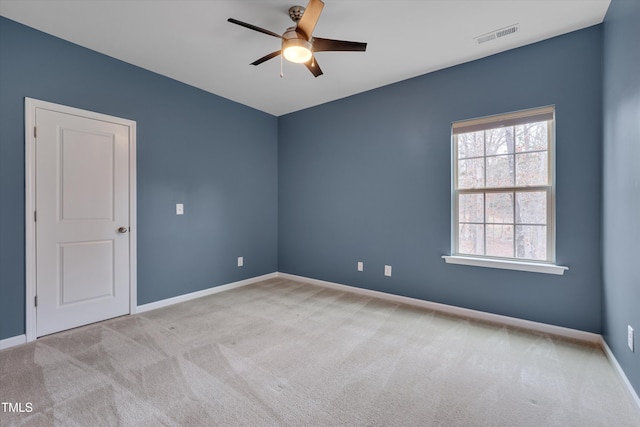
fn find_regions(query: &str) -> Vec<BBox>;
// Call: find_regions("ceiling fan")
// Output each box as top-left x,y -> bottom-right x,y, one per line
227,0 -> 367,77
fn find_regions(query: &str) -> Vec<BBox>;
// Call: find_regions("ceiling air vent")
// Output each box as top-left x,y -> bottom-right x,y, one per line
475,23 -> 520,44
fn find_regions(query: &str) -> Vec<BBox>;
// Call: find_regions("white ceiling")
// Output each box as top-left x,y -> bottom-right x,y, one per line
0,0 -> 610,116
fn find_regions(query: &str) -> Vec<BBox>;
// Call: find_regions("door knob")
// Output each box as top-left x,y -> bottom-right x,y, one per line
117,226 -> 128,233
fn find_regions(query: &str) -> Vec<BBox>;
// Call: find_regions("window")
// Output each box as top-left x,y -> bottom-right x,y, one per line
445,106 -> 566,274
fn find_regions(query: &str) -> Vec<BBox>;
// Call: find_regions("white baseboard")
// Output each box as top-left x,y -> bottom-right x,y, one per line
600,337 -> 640,412
135,272 -> 278,313
0,334 -> 27,351
276,272 -> 601,344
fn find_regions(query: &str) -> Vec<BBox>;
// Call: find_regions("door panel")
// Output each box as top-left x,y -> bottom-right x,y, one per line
36,108 -> 130,337
60,129 -> 115,221
59,240 -> 114,305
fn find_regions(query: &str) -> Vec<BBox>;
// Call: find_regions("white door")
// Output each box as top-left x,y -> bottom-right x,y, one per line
35,107 -> 132,337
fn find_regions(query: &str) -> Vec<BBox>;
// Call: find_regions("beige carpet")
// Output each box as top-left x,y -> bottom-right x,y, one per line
1,277 -> 639,426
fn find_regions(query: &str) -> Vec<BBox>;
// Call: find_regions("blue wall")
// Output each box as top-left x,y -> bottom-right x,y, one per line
602,0 -> 640,396
0,17 -> 278,340
279,26 -> 603,333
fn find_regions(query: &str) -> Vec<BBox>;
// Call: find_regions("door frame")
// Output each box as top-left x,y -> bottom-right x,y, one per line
24,97 -> 137,342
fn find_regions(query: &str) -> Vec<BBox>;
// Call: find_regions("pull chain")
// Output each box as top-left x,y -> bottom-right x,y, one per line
280,53 -> 284,78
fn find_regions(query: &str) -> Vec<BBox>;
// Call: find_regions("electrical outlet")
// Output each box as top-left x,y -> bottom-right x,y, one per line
176,203 -> 184,215
384,265 -> 392,277
357,261 -> 363,272
237,256 -> 243,267
629,325 -> 634,352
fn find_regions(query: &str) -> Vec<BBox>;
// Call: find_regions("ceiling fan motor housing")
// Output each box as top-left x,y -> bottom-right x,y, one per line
283,27 -> 310,43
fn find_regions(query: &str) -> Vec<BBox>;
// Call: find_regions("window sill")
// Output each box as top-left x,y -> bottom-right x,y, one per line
442,255 -> 568,275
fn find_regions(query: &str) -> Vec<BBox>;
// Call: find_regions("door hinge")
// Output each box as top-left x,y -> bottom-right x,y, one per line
34,211 -> 37,222
34,295 -> 38,307
34,127 -> 37,138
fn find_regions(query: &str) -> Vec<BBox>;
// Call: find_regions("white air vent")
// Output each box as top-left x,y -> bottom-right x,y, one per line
475,23 -> 520,44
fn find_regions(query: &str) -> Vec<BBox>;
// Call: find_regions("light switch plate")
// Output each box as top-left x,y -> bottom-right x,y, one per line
384,265 -> 392,277
629,325 -> 634,352
176,203 -> 184,215
238,256 -> 243,267
357,261 -> 363,272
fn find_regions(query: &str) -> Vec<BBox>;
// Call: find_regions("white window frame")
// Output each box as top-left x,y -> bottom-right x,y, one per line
442,106 -> 567,275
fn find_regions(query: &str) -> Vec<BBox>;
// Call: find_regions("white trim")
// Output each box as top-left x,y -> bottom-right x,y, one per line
442,255 -> 568,275
0,335 -> 27,351
25,98 -> 37,342
24,98 -> 137,342
136,273 -> 278,313
128,120 -> 138,314
600,337 -> 640,412
452,105 -> 556,134
277,272 -> 598,343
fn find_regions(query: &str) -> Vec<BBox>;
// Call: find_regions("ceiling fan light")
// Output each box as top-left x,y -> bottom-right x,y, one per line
282,39 -> 312,63
283,46 -> 312,63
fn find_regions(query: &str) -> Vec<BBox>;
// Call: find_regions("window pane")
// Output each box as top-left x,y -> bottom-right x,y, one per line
459,224 -> 484,255
516,121 -> 547,153
486,155 -> 514,187
486,192 -> 513,224
515,192 -> 547,224
516,152 -> 548,186
516,225 -> 547,260
458,131 -> 484,159
459,193 -> 484,223
486,224 -> 514,258
485,127 -> 514,156
458,158 -> 484,189
453,108 -> 554,262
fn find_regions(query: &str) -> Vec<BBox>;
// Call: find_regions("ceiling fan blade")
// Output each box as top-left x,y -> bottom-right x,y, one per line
227,18 -> 283,39
305,56 -> 323,77
312,37 -> 367,52
251,50 -> 282,66
297,0 -> 325,40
